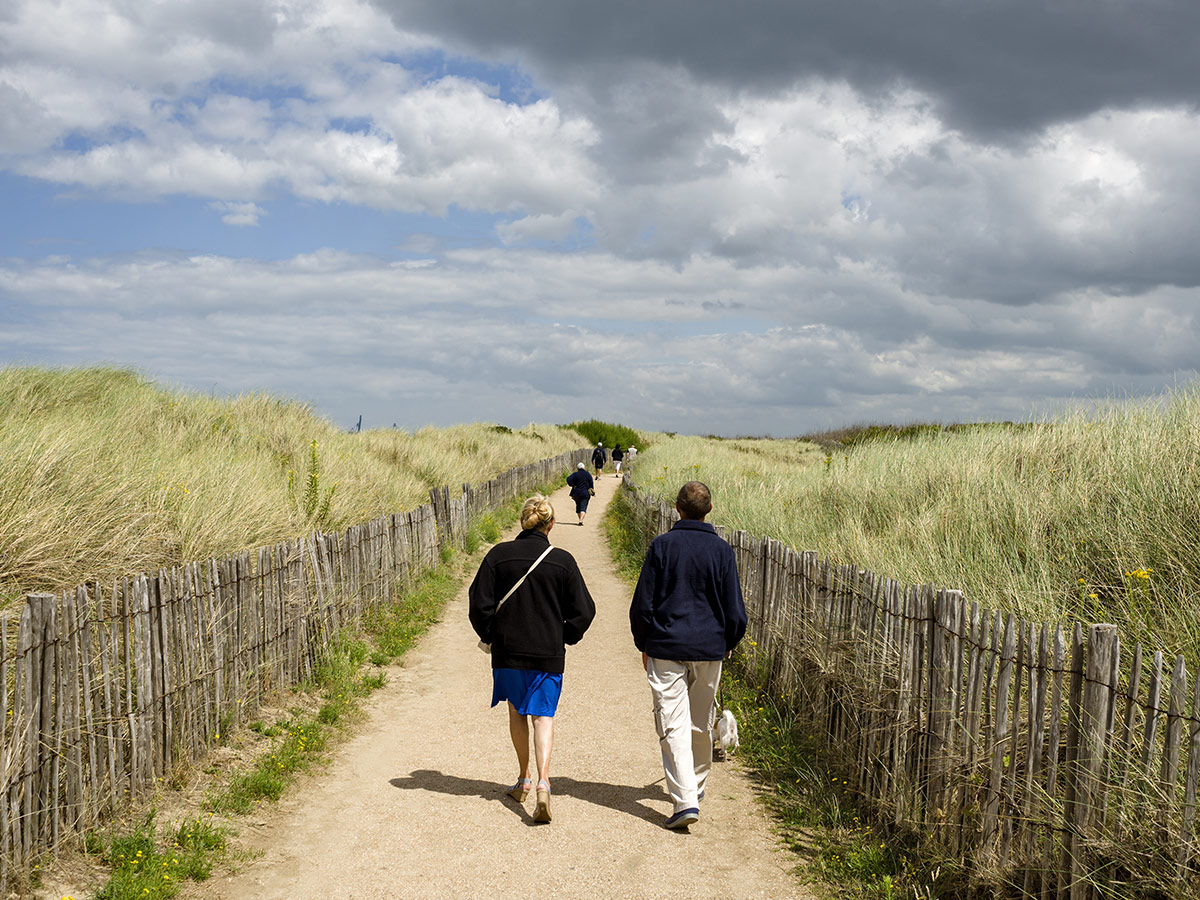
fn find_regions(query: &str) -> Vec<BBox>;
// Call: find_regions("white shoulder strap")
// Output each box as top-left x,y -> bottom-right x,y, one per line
495,544 -> 554,613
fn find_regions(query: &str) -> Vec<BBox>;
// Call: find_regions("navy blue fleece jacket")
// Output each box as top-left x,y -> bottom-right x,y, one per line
629,519 -> 747,661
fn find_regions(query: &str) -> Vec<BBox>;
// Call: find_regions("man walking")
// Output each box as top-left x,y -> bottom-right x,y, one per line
629,481 -> 747,829
591,441 -> 607,475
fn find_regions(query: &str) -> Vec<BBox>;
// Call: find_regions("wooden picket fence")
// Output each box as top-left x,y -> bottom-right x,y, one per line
0,448 -> 588,890
624,483 -> 1200,899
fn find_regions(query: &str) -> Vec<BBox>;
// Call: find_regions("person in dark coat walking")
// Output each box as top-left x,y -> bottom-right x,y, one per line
469,495 -> 595,823
629,481 -> 747,830
566,462 -> 595,525
612,444 -> 625,477
591,441 -> 607,475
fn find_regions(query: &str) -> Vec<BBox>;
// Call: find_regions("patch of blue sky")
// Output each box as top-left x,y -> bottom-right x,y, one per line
0,173 -> 513,261
0,295 -> 40,326
56,125 -> 147,153
388,48 -> 542,106
188,76 -> 312,108
328,117 -> 374,136
1,180 -> 247,260
840,192 -> 870,221
391,203 -> 511,254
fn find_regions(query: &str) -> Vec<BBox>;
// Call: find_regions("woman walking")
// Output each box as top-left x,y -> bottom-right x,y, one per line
468,495 -> 596,822
566,461 -> 595,525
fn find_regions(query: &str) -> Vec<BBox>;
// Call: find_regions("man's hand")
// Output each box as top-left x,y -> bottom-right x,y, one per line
642,651 -> 649,672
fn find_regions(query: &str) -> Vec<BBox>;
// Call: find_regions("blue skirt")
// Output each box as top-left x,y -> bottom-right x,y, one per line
491,668 -> 563,717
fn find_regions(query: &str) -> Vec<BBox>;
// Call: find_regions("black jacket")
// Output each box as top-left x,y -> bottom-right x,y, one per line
629,519 -> 747,661
469,530 -> 595,673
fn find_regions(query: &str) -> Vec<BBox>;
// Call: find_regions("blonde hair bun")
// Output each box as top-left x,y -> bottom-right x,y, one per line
520,494 -> 555,531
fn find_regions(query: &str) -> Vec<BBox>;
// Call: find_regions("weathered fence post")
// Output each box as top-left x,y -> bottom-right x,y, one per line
1179,671 -> 1200,878
926,588 -> 962,838
1069,624 -> 1118,900
983,613 -> 1016,848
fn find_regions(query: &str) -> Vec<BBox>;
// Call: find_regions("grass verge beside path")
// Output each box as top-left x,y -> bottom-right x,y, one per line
605,487 -> 953,900
67,489 -> 550,900
719,661 -> 959,900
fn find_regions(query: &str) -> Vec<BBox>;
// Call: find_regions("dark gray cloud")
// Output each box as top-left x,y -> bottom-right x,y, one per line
558,63 -> 741,187
376,0 -> 1200,139
370,0 -> 1200,307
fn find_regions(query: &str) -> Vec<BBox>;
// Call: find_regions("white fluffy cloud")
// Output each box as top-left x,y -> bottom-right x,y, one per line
2,0 -> 599,217
211,200 -> 265,225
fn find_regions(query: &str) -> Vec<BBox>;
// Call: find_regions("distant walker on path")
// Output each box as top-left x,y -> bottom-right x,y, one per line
566,462 -> 595,525
469,495 -> 596,823
592,442 -> 607,475
629,481 -> 747,830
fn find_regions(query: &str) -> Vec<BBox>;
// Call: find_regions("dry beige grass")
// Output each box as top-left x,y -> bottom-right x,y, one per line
0,366 -> 584,609
635,388 -> 1200,662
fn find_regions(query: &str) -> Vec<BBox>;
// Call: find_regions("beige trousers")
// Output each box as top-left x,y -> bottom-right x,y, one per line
646,657 -> 722,813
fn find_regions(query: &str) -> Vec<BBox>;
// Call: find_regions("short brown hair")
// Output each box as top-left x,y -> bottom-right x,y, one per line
675,481 -> 712,520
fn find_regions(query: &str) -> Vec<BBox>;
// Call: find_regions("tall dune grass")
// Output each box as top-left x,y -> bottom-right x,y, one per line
0,366 -> 584,609
634,388 -> 1200,661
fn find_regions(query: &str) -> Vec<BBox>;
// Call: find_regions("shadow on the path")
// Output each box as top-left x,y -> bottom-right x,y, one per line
388,770 -> 665,825
550,775 -> 665,824
388,770 -> 534,823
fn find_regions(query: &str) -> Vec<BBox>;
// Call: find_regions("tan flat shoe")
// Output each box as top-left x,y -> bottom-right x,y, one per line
533,780 -> 552,823
507,778 -> 532,802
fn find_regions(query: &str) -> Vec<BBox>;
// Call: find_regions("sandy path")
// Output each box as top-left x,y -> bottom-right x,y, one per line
185,473 -> 809,900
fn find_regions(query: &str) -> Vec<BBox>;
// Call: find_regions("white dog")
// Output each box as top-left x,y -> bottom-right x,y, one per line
713,708 -> 739,758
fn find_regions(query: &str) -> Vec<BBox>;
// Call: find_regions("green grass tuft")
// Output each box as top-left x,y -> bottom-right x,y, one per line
87,812 -> 227,900
603,487 -> 655,583
363,568 -> 458,659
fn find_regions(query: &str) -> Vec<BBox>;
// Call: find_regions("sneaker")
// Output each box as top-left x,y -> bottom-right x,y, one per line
664,807 -> 699,829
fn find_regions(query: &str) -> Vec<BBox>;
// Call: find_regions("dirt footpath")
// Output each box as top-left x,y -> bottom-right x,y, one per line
185,472 -> 810,900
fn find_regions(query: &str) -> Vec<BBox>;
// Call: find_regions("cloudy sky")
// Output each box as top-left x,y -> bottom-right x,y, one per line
2,0 -> 1197,435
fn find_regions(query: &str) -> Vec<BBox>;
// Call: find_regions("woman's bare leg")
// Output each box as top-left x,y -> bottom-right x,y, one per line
508,702 -> 532,781
532,715 -> 554,785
